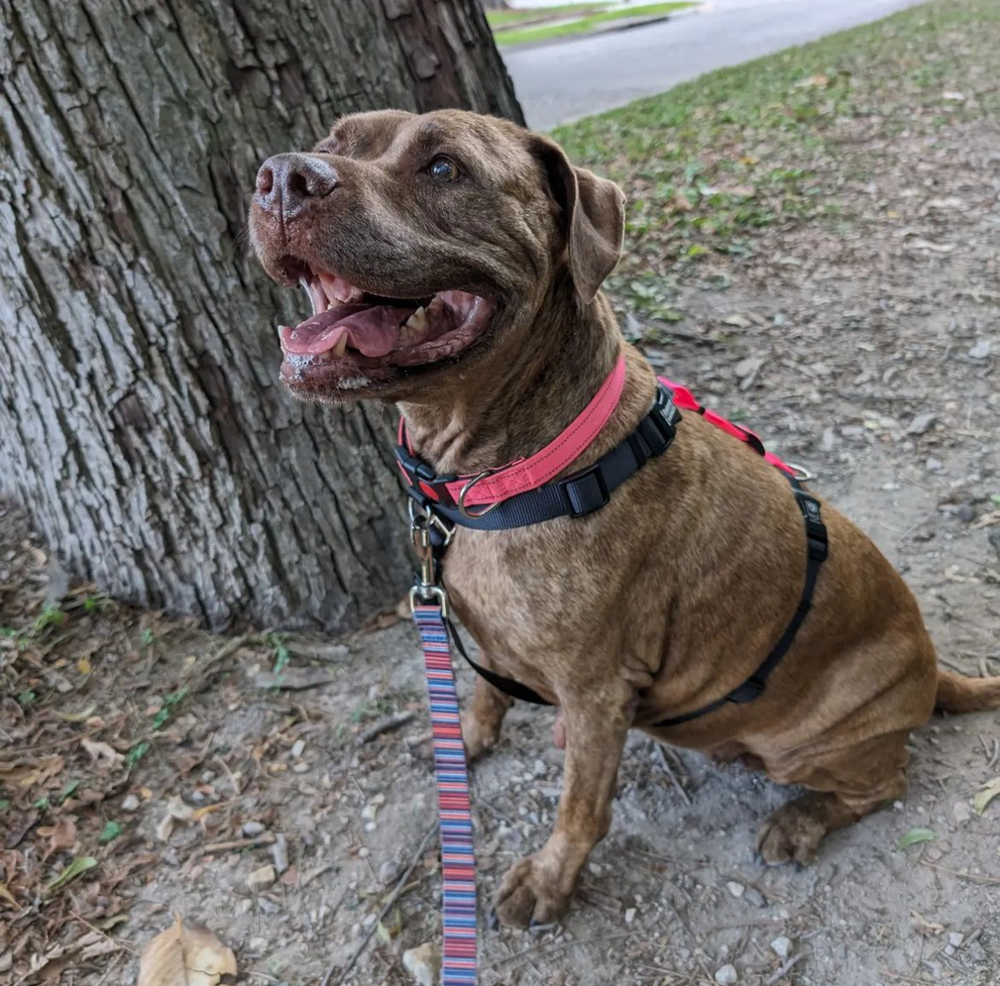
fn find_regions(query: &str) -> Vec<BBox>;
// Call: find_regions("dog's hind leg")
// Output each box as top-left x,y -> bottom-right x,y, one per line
461,672 -> 515,762
755,730 -> 910,866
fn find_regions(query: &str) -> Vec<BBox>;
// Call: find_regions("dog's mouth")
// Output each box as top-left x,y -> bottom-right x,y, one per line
275,263 -> 495,392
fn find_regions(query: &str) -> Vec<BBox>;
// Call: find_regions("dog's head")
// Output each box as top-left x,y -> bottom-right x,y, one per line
248,109 -> 625,403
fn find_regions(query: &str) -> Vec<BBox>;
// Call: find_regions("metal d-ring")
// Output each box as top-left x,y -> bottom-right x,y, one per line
458,471 -> 501,519
786,462 -> 817,483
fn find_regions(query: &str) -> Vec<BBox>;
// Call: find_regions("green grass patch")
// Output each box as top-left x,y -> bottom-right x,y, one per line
492,2 -> 693,46
486,3 -> 604,29
551,0 -> 1000,322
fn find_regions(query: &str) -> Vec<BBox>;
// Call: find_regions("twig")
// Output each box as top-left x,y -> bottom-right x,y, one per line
356,710 -> 417,745
185,634 -> 252,689
765,953 -> 806,985
321,822 -> 437,986
921,861 -> 1000,885
69,911 -> 139,956
653,742 -> 693,806
199,833 -> 276,854
488,931 -> 634,969
880,971 -> 937,985
94,953 -> 125,986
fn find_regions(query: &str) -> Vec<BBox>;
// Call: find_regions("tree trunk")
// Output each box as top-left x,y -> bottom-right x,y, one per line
0,0 -> 523,632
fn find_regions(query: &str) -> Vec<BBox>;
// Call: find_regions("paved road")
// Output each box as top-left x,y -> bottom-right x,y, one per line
504,0 -> 931,129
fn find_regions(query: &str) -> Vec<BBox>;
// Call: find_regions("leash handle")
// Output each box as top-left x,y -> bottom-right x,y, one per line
414,603 -> 478,984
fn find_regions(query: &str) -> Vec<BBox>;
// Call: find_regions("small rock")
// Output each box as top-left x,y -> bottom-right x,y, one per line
714,963 -> 738,985
948,931 -> 965,948
271,833 -> 289,875
379,859 -> 402,885
726,881 -> 745,898
242,820 -> 267,838
955,503 -> 977,524
925,457 -> 943,473
292,762 -> 309,773
968,340 -> 991,360
121,794 -> 140,813
402,942 -> 442,986
291,739 -> 306,758
771,936 -> 793,959
624,907 -> 636,925
743,887 -> 767,908
906,412 -> 937,436
361,803 -> 379,823
533,759 -> 547,778
247,864 -> 277,892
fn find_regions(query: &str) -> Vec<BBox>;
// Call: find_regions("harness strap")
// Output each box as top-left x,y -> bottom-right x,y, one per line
447,617 -> 553,707
651,474 -> 827,729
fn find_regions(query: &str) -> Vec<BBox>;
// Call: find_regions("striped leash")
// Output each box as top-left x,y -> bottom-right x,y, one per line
410,506 -> 478,984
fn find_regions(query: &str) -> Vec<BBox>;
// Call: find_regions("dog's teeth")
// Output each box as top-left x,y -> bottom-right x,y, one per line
402,307 -> 428,343
331,334 -> 349,358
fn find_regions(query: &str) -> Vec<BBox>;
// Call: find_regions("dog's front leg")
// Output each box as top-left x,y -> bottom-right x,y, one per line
493,684 -> 634,927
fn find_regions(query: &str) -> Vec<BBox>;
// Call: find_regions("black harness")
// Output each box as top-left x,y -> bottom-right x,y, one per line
397,382 -> 828,728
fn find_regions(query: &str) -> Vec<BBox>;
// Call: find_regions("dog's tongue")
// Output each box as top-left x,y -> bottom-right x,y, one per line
281,303 -> 412,357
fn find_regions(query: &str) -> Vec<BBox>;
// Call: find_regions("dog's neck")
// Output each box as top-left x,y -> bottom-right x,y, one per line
398,278 -> 627,476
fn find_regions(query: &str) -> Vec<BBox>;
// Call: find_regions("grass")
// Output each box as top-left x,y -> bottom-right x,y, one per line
486,3 -> 604,29
551,0 -> 1000,324
491,2 -> 693,47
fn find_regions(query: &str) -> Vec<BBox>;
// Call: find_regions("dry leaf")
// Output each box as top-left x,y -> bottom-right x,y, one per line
973,778 -> 1000,815
45,816 -> 78,855
81,738 -> 125,769
138,915 -> 237,986
0,755 -> 64,790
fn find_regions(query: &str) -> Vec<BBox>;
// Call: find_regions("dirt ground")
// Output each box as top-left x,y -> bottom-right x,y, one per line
4,14 -> 1000,986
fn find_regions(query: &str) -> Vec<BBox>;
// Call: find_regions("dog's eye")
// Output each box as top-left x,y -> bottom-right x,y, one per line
428,156 -> 460,182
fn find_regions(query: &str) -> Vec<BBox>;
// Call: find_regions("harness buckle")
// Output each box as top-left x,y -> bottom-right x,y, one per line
559,463 -> 611,517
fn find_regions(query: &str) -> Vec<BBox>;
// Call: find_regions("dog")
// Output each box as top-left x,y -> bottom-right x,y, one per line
248,108 -> 1000,929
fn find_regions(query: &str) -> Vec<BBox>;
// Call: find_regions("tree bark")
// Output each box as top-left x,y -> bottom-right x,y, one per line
0,0 -> 523,632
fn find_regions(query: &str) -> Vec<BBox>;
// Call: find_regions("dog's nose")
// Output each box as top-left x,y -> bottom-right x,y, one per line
254,153 -> 338,218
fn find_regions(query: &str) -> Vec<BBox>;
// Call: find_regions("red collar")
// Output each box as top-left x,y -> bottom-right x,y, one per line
398,355 -> 626,509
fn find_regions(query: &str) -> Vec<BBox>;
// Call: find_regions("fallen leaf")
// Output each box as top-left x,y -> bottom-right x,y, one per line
0,882 -> 19,908
45,855 -> 98,894
77,657 -> 92,675
100,820 -> 124,844
0,754 -> 64,790
898,827 -> 936,850
81,738 -> 125,769
722,314 -> 752,329
45,816 -> 78,854
56,705 -> 98,722
138,915 -> 237,986
973,778 -> 1000,815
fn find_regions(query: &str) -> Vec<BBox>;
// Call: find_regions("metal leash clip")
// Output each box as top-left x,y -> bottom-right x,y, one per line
408,503 -> 453,617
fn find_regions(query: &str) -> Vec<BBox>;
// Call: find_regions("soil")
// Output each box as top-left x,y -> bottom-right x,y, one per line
4,41 -> 1000,986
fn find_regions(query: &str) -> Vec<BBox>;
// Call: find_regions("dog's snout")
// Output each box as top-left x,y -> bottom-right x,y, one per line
254,153 -> 338,217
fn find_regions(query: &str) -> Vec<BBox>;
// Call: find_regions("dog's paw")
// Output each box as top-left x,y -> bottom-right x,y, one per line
460,710 -> 500,763
755,800 -> 827,866
493,854 -> 572,928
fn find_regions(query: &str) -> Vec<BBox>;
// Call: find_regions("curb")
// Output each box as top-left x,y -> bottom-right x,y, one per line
498,4 -> 702,53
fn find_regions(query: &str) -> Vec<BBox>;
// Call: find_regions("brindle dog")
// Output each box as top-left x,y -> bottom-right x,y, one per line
249,109 -> 1000,928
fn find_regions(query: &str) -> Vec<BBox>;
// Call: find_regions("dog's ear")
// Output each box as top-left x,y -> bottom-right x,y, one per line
531,136 -> 626,304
